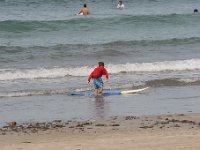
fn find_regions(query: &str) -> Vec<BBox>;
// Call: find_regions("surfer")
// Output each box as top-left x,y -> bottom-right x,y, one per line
77,4 -> 90,16
117,1 -> 125,9
88,62 -> 109,95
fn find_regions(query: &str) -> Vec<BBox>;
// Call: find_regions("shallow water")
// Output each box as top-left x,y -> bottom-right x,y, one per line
1,85 -> 200,126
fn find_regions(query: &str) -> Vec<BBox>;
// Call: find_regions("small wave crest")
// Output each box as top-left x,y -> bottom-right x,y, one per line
1,37 -> 200,53
1,59 -> 200,81
146,78 -> 200,87
103,37 -> 200,47
0,13 -> 199,33
108,59 -> 200,73
0,67 -> 92,81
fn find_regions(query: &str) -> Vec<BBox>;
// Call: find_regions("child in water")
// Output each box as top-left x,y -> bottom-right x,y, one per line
88,62 -> 109,95
117,1 -> 125,9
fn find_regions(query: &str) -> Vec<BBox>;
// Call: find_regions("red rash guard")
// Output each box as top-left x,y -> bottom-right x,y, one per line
88,66 -> 109,82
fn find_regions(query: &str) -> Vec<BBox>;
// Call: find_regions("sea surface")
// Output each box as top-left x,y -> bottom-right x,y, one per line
1,0 -> 200,126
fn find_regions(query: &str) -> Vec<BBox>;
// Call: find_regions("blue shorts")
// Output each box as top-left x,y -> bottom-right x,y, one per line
93,78 -> 103,89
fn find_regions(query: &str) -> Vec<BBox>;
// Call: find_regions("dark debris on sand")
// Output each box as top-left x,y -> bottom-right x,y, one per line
1,114 -> 200,135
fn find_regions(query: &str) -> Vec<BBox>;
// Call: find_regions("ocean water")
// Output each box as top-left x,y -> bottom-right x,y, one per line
1,0 -> 200,125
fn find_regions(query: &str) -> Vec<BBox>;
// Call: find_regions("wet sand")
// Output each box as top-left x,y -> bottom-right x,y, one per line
1,113 -> 200,150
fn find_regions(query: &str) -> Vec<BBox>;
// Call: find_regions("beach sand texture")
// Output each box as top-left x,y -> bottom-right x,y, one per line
1,114 -> 200,150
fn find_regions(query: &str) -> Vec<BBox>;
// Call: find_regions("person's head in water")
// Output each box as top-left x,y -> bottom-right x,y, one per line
194,9 -> 198,13
98,62 -> 104,67
84,4 -> 87,8
119,1 -> 123,5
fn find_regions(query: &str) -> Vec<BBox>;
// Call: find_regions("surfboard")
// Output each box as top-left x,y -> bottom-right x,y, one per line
66,87 -> 148,96
76,12 -> 83,16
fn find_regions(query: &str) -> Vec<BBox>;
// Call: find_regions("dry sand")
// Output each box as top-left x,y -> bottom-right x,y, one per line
1,113 -> 200,150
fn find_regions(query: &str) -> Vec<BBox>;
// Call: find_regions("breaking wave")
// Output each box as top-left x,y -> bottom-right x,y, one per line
0,59 -> 200,81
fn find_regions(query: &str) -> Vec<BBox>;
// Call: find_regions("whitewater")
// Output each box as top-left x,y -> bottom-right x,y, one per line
0,59 -> 200,81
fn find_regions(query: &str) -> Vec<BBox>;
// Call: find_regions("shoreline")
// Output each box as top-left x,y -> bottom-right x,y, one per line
1,113 -> 200,150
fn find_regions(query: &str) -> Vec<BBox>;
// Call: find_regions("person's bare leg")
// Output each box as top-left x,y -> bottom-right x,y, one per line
98,88 -> 103,94
95,89 -> 98,95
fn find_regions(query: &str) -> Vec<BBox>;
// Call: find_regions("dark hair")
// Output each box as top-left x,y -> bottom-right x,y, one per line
84,4 -> 87,7
194,9 -> 198,13
98,62 -> 104,67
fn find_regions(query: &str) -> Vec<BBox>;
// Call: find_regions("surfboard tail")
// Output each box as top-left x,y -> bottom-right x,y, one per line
120,87 -> 149,94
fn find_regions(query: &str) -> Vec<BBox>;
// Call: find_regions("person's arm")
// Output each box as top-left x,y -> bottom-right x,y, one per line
78,9 -> 83,15
88,74 -> 92,84
88,70 -> 94,84
103,68 -> 109,82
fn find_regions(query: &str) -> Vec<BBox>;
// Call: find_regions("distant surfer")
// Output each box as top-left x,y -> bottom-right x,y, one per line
194,9 -> 198,13
77,4 -> 90,16
88,62 -> 109,95
117,1 -> 125,9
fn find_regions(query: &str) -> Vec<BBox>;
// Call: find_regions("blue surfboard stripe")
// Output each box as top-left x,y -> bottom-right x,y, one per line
66,90 -> 121,96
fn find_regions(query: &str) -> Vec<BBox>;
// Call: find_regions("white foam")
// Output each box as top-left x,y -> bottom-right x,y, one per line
107,59 -> 200,73
178,77 -> 200,83
0,66 -> 93,81
1,59 -> 200,81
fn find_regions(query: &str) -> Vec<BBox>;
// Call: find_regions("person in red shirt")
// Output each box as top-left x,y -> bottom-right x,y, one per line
88,62 -> 109,95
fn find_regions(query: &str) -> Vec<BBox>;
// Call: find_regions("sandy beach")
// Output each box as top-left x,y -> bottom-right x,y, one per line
1,113 -> 200,150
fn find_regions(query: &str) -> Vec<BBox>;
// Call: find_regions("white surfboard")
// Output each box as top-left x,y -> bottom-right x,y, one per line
121,87 -> 149,94
76,12 -> 83,16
